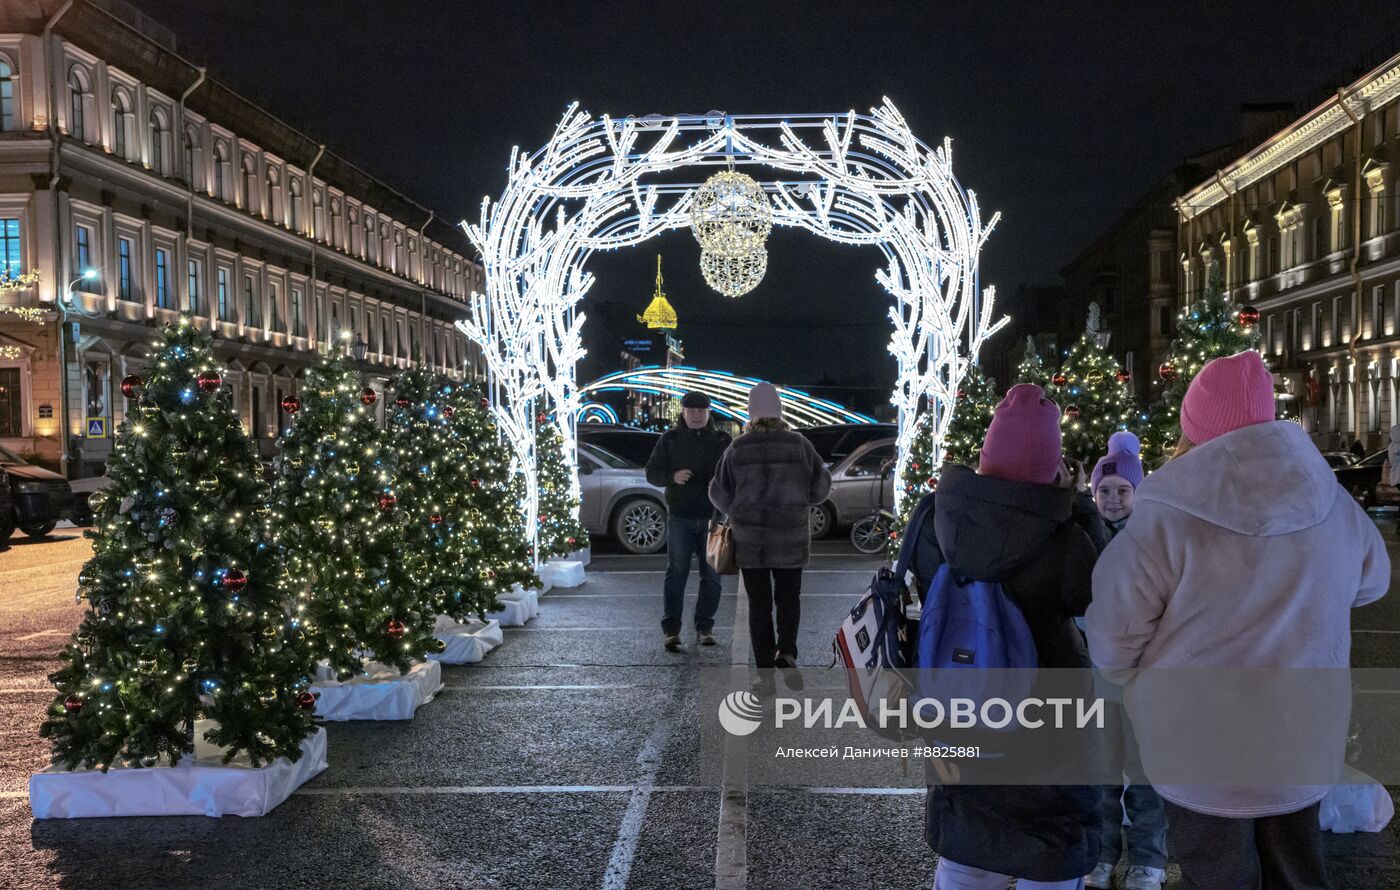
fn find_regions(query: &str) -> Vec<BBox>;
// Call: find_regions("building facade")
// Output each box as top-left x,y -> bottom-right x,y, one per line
1176,54 -> 1400,451
0,0 -> 483,477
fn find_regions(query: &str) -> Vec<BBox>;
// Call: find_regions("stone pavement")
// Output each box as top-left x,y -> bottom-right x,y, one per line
0,530 -> 1398,889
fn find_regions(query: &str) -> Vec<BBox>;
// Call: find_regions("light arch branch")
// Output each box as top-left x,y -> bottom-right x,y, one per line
459,101 -> 1003,552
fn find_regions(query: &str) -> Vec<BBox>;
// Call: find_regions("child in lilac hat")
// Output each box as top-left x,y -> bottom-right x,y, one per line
1090,431 -> 1145,541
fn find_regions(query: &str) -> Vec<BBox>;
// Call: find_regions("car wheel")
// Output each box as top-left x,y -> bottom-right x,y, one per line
1353,484 -> 1377,510
809,502 -> 835,539
20,521 -> 57,539
612,498 -> 667,554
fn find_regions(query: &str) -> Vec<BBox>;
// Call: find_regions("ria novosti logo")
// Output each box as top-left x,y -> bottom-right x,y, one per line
716,690 -> 764,736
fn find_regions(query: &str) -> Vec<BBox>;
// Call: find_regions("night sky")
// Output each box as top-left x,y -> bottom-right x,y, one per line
140,0 -> 1398,398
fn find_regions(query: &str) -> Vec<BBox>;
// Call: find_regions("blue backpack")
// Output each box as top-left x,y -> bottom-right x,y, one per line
914,517 -> 1038,721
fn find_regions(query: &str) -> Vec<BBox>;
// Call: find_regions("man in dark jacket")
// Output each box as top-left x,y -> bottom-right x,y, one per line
645,392 -> 731,651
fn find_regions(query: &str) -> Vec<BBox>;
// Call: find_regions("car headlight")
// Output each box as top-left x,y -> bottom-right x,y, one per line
14,480 -> 45,493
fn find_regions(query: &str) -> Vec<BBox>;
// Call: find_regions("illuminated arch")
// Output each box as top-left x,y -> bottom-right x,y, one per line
581,366 -> 876,427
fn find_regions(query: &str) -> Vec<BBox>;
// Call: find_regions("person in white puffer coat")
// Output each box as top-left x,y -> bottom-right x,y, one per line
1087,350 -> 1389,890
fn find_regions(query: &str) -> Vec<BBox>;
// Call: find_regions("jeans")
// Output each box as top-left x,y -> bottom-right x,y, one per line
661,516 -> 722,636
1097,703 -> 1167,869
933,858 -> 1084,889
1163,801 -> 1330,889
741,567 -> 802,669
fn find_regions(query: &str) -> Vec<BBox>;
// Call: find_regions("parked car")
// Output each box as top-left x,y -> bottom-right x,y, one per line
0,445 -> 78,538
1333,448 -> 1399,509
799,423 -> 897,466
1320,451 -> 1359,469
68,474 -> 110,526
577,423 -> 664,468
809,438 -> 896,538
577,441 -> 668,554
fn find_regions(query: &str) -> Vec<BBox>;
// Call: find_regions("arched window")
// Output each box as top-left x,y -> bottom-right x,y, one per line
346,206 -> 358,253
182,126 -> 200,187
149,108 -> 171,175
110,87 -> 133,160
212,141 -> 230,200
288,178 -> 303,232
328,197 -> 341,247
380,222 -> 390,266
264,167 -> 280,222
0,55 -> 17,131
393,229 -> 404,272
240,154 -> 257,210
364,216 -> 376,261
67,66 -> 89,140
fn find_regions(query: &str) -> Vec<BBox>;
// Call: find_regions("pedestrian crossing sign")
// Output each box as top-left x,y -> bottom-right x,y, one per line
86,417 -> 106,438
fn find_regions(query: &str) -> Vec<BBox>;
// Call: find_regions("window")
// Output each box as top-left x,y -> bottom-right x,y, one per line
118,237 -> 133,300
0,217 -> 20,276
316,292 -> 327,342
212,142 -> 230,200
1265,315 -> 1275,356
329,198 -> 341,246
349,306 -> 359,342
241,155 -> 257,210
289,179 -> 303,232
1267,236 -> 1279,275
154,248 -> 171,309
330,301 -> 339,339
381,317 -> 391,357
1373,285 -> 1385,339
74,225 -> 95,292
364,216 -> 375,261
1156,304 -> 1172,337
67,67 -> 87,140
0,367 -> 21,436
252,385 -> 264,439
217,268 -> 231,321
244,274 -> 260,327
1311,302 -> 1322,351
269,282 -> 281,333
0,57 -> 15,131
1293,307 -> 1303,352
291,287 -> 304,337
1369,372 -> 1382,432
110,88 -> 133,160
264,168 -> 280,222
187,258 -> 202,315
149,109 -> 170,175
182,127 -> 198,184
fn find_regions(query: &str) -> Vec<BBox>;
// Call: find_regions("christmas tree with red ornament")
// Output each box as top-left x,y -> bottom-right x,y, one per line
1045,302 -> 1138,465
888,406 -> 936,552
941,366 -> 998,467
1141,265 -> 1261,466
272,348 -> 435,680
534,407 -> 588,559
41,320 -> 318,771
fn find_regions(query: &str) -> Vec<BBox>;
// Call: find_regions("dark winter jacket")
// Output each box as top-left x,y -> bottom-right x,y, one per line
708,428 -> 831,569
911,463 -> 1101,883
644,421 -> 731,520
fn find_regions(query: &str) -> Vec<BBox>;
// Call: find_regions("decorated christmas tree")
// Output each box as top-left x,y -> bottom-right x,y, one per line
888,406 -> 936,552
273,350 -> 437,680
1015,335 -> 1053,391
1141,266 -> 1261,465
41,320 -> 317,770
941,367 -> 998,467
1046,303 -> 1138,466
387,373 -> 538,622
534,408 -> 588,560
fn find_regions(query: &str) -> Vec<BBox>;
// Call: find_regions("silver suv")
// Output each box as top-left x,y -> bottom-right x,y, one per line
577,441 -> 668,554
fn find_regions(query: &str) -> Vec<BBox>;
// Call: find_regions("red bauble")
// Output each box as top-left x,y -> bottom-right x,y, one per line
536,413 -> 547,424
470,478 -> 482,489
1114,370 -> 1131,384
926,477 -> 937,489
295,691 -> 317,710
1238,305 -> 1260,327
1065,405 -> 1081,419
429,513 -> 443,526
394,396 -> 410,408
480,398 -> 490,409
1051,373 -> 1068,387
956,389 -> 966,399
196,370 -> 222,393
360,387 -> 377,406
1158,362 -> 1178,381
281,395 -> 301,414
378,493 -> 397,512
120,375 -> 144,399
443,407 -> 454,418
566,536 -> 577,547
222,568 -> 248,592
63,695 -> 83,714
385,619 -> 406,640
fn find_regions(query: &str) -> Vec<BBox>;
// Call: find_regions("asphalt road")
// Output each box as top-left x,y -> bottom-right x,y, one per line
0,525 -> 1398,889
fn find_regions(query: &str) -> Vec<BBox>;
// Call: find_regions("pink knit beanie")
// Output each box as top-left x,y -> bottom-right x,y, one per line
1179,350 -> 1274,445
978,383 -> 1063,485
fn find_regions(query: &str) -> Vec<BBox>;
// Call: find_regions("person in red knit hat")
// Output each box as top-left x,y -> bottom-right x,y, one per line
1088,350 -> 1389,888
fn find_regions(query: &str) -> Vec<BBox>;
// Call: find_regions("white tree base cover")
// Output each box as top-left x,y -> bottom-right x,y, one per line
541,560 -> 586,589
488,585 -> 541,626
311,660 -> 443,721
429,615 -> 504,664
566,545 -> 592,566
29,723 -> 327,819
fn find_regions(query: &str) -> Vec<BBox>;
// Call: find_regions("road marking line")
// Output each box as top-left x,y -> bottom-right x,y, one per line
601,691 -> 676,890
295,784 -> 711,796
14,629 -> 69,641
1355,629 -> 1400,634
715,572 -> 750,890
442,684 -> 642,691
505,626 -> 736,632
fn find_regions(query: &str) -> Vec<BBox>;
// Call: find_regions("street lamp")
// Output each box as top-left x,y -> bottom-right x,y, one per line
351,335 -> 367,363
57,268 -> 102,478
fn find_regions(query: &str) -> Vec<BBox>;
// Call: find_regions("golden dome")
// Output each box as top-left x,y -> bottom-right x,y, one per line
637,255 -> 678,330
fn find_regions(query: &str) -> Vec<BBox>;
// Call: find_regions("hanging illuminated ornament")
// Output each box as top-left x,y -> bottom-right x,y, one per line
690,170 -> 772,256
360,388 -> 377,406
637,255 -> 679,330
394,395 -> 410,409
222,568 -> 248,592
1065,404 -> 1081,420
700,248 -> 767,298
1051,373 -> 1068,388
378,493 -> 397,512
196,370 -> 222,393
1159,362 -> 1178,381
281,394 -> 301,414
1238,305 -> 1260,327
385,618 -> 406,640
120,375 -> 144,399
1115,370 -> 1131,384
295,691 -> 316,710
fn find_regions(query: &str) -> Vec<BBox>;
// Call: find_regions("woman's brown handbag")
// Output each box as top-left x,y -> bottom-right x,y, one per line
707,519 -> 738,575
